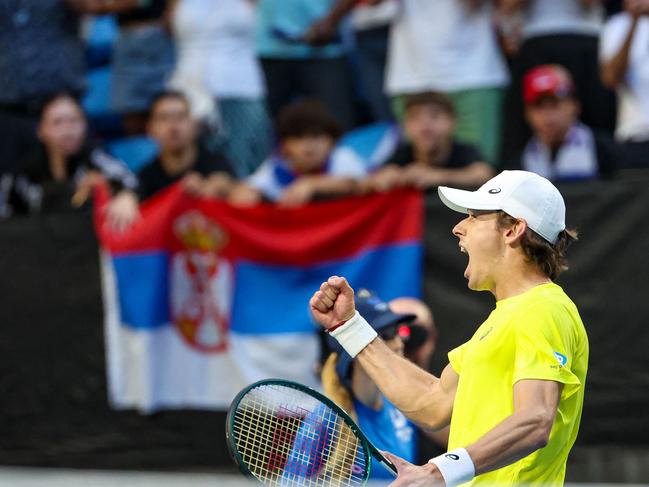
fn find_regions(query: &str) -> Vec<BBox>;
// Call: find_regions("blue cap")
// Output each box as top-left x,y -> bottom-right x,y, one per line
327,289 -> 416,390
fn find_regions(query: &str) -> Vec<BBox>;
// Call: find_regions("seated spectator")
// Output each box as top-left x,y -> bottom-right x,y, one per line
318,289 -> 420,482
5,94 -> 137,227
364,92 -> 494,192
388,297 -> 437,372
512,65 -> 617,180
387,295 -> 448,458
600,0 -> 649,168
137,91 -> 236,201
231,100 -> 366,206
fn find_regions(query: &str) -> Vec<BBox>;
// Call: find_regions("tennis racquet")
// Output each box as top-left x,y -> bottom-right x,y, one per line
226,378 -> 398,486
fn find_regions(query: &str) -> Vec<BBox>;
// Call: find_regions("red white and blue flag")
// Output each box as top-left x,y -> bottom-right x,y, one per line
95,184 -> 423,412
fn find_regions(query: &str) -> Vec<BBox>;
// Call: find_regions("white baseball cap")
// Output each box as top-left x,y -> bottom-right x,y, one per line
438,170 -> 566,244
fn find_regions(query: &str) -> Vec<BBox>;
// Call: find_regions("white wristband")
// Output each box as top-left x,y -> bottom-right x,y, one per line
428,448 -> 475,486
329,311 -> 377,358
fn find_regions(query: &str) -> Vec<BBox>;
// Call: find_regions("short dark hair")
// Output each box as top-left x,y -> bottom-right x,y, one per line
147,90 -> 191,119
276,99 -> 343,141
496,211 -> 578,280
39,92 -> 84,119
404,91 -> 455,118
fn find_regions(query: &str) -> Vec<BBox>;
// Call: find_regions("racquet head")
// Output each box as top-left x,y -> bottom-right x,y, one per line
226,379 -> 396,486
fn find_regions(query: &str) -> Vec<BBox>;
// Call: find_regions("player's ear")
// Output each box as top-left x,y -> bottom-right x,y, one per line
504,218 -> 527,245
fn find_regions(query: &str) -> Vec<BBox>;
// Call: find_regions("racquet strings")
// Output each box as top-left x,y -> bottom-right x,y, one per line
231,383 -> 369,486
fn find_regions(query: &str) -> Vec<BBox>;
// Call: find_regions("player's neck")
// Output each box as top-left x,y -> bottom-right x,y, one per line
491,261 -> 552,302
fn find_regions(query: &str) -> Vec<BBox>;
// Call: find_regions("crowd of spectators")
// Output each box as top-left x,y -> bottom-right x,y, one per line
1,0 -> 648,223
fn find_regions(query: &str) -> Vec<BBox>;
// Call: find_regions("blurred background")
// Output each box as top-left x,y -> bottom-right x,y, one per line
2,0 -> 649,485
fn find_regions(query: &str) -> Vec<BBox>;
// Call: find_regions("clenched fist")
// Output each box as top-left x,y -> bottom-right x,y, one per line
309,276 -> 356,330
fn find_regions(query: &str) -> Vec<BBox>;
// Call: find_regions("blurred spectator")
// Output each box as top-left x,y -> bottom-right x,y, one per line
0,0 -> 87,174
600,0 -> 649,168
387,295 -> 449,459
137,91 -> 236,202
306,0 -> 400,122
388,297 -> 438,372
384,0 -> 509,165
255,0 -> 357,129
499,0 -> 617,165
231,100 -> 366,206
320,289 -> 420,482
85,0 -> 175,135
364,92 -> 494,192
3,94 -> 137,226
168,0 -> 272,177
507,65 -> 617,181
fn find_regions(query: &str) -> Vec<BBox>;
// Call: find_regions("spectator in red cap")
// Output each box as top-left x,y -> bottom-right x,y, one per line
509,64 -> 618,181
497,0 -> 617,166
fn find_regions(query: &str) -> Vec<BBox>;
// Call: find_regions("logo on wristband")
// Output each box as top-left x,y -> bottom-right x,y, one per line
445,453 -> 460,461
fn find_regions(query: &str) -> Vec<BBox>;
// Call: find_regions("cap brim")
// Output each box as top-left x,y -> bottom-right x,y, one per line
438,186 -> 502,214
373,312 -> 417,332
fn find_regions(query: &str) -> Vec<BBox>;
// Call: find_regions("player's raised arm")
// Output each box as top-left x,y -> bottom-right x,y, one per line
309,276 -> 457,431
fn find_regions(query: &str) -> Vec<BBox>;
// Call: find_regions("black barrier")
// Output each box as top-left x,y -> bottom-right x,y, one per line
424,174 -> 649,446
1,174 -> 649,480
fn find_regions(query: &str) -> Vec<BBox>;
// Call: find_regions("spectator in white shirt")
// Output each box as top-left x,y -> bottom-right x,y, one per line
169,0 -> 272,177
600,0 -> 649,168
306,0 -> 509,164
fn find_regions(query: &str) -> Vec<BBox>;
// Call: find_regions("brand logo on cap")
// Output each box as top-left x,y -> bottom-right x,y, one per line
488,188 -> 501,194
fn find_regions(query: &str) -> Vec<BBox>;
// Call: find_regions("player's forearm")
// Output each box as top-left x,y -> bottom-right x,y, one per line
355,339 -> 449,429
466,408 -> 555,475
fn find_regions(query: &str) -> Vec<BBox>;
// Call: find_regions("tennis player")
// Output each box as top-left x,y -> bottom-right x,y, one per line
309,170 -> 589,486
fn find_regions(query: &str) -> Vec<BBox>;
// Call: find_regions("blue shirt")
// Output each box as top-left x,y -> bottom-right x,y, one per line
354,396 -> 418,481
256,0 -> 345,59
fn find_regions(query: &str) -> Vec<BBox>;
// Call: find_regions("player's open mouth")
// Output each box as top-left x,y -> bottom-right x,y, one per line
459,244 -> 470,279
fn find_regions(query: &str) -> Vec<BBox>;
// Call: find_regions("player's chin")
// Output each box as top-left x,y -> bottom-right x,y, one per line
466,275 -> 480,291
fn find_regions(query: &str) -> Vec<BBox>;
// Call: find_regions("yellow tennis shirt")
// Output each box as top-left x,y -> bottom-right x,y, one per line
447,283 -> 589,486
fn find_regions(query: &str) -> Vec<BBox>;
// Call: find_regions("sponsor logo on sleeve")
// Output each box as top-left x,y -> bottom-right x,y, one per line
554,351 -> 568,367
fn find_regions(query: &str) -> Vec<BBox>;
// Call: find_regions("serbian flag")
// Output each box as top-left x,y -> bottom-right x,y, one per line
94,184 -> 423,412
